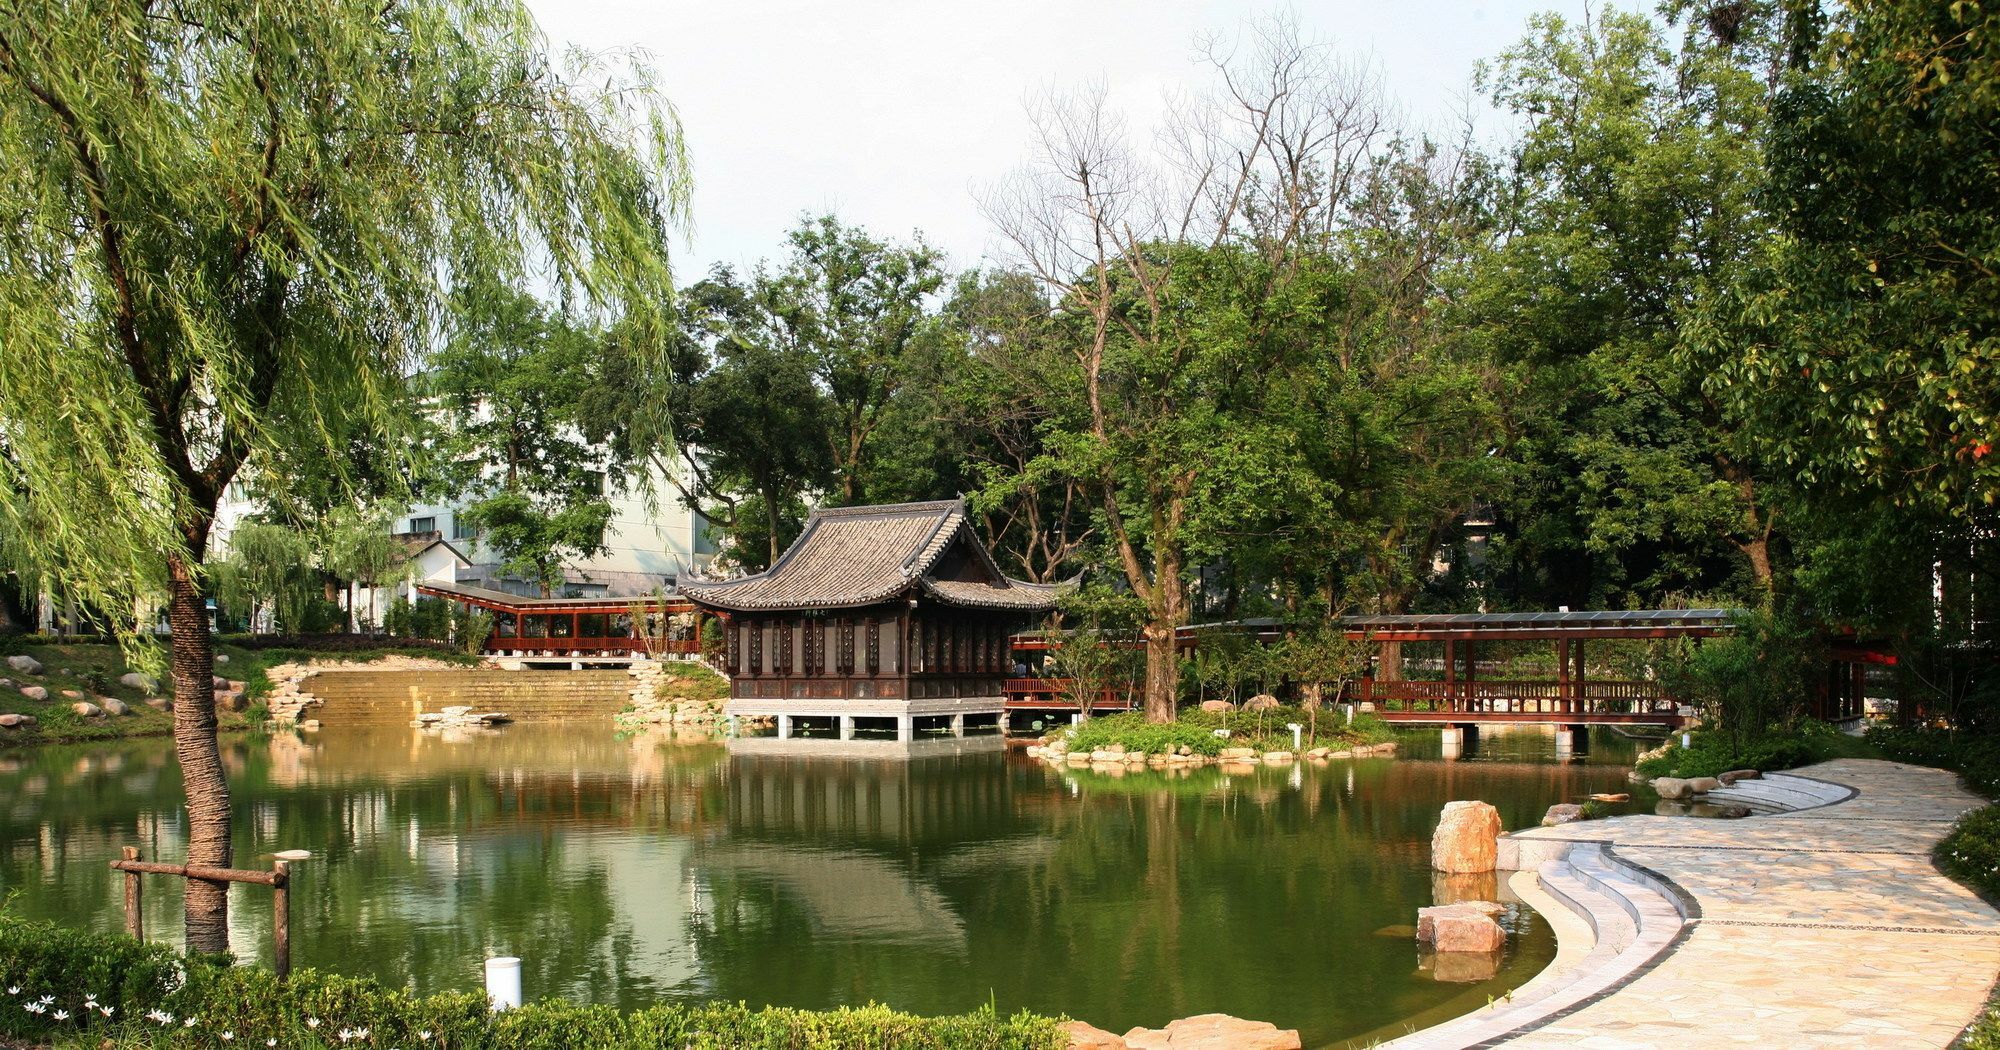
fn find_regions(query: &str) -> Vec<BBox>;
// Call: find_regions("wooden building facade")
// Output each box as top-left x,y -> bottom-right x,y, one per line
681,500 -> 1065,742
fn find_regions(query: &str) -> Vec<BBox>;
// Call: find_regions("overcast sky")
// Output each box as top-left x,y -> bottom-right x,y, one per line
523,0 -> 1625,281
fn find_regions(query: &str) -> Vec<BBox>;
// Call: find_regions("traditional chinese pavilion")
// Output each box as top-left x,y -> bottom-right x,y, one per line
681,500 -> 1065,742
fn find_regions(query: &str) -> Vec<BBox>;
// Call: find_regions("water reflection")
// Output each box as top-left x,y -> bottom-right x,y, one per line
0,726 -> 1641,1049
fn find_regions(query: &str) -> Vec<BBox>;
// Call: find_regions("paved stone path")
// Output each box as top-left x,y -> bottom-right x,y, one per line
1496,759 -> 2000,1048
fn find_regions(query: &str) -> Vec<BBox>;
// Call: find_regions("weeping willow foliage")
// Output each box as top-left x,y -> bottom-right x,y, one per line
0,0 -> 689,622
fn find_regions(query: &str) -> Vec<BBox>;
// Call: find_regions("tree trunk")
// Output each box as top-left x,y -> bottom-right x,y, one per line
765,493 -> 782,569
1142,564 -> 1186,723
167,545 -> 231,955
1738,536 -> 1774,600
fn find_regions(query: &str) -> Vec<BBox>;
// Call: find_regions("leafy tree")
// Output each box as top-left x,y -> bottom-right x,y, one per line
321,508 -> 412,632
771,216 -> 946,504
1475,7 -> 1786,605
0,0 -> 684,951
213,522 -> 317,633
986,21 -> 1389,722
431,289 -> 622,595
1696,0 -> 1998,518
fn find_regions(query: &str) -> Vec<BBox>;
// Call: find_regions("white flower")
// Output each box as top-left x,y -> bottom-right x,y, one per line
220,1031 -> 234,1042
146,1009 -> 174,1025
419,1032 -> 433,1042
338,1028 -> 353,1042
185,1016 -> 199,1027
38,995 -> 53,1004
268,1039 -> 278,1047
52,1009 -> 69,1021
6,985 -> 18,994
307,1017 -> 322,1029
100,1006 -> 114,1017
355,1027 -> 371,1040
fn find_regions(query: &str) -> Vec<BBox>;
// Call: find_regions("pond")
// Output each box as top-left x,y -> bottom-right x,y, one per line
0,724 -> 1650,1048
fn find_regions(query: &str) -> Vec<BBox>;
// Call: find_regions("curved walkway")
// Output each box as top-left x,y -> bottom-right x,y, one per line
1396,759 -> 2000,1049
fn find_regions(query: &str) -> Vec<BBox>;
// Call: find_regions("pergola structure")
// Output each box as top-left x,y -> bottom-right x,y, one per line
413,581 -> 701,659
1341,609 -> 1739,729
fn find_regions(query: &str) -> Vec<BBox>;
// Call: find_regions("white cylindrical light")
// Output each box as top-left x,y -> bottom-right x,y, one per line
485,956 -> 522,1011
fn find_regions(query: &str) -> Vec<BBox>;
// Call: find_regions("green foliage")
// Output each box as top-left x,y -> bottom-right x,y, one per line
1067,712 -> 1225,757
1636,721 -> 1870,779
0,919 -> 1065,1049
1868,725 -> 2000,797
1936,805 -> 2000,905
1068,707 -> 1396,757
213,522 -> 320,633
456,610 -> 495,656
1659,610 -> 1820,747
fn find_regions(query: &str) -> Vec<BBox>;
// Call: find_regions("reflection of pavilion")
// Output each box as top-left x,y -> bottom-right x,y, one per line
695,844 -> 966,948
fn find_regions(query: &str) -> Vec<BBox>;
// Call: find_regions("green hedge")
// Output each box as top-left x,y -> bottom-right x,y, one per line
0,919 -> 1065,1050
1937,804 -> 2000,905
1065,707 -> 1396,757
1633,721 -> 1870,780
1067,712 -> 1225,756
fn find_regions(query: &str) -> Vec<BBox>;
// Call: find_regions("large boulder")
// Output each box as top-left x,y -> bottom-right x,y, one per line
71,701 -> 102,718
1416,903 -> 1507,953
118,672 -> 158,691
1062,1020 -> 1126,1050
1652,776 -> 1692,800
1122,1014 -> 1301,1050
1688,776 -> 1722,794
19,686 -> 48,702
0,713 -> 35,728
100,697 -> 131,717
1542,803 -> 1586,827
1719,769 -> 1762,786
1431,800 -> 1502,873
1243,694 -> 1280,711
1198,699 -> 1233,713
5,655 -> 42,675
1218,747 -> 1258,761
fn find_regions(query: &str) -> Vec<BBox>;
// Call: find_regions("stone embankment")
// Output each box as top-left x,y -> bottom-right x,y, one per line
1064,1013 -> 1301,1049
265,654 -> 467,726
615,659 -> 725,733
1024,738 -> 1396,774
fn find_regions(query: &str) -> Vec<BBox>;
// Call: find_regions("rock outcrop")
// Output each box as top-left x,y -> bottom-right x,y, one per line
1243,694 -> 1280,711
1653,776 -> 1692,799
617,659 -> 725,733
1416,902 -> 1507,953
1543,802 -> 1586,826
1118,1014 -> 1301,1050
1431,800 -> 1502,873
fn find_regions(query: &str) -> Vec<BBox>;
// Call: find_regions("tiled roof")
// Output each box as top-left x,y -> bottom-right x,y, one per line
681,500 -> 1067,613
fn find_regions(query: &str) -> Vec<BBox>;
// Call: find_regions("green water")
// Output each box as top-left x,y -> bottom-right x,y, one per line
0,725 -> 1645,1048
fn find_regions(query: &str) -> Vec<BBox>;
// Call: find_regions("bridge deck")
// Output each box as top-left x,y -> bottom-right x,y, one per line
1379,710 -> 1686,727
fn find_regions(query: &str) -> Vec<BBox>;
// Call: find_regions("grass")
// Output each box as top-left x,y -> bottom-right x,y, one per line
1065,704 -> 1398,756
0,636 -> 479,745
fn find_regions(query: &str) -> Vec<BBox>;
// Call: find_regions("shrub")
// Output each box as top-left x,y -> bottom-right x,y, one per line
0,919 -> 1066,1049
1636,728 -> 1823,779
1937,804 -> 2000,904
1068,711 -> 1224,756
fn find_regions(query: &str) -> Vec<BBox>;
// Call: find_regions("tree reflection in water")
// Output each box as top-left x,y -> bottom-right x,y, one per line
0,725 -> 1643,1047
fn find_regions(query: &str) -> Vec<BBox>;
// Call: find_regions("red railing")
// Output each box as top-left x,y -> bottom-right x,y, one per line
1003,677 -> 1139,709
483,636 -> 703,657
1358,678 -> 1677,716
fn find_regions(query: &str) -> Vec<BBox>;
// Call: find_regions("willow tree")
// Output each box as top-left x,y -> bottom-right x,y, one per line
0,0 -> 686,952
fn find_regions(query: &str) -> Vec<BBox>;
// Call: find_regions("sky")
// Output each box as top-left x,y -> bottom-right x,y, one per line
522,0 -> 1622,281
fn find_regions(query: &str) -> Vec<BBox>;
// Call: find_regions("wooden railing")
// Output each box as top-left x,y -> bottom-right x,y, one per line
1358,678 -> 1676,716
482,635 -> 702,657
1002,677 -> 1138,709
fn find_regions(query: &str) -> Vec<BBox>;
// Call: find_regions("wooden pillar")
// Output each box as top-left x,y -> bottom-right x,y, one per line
1575,638 -> 1588,713
272,858 -> 291,980
121,846 -> 142,942
1556,638 -> 1570,714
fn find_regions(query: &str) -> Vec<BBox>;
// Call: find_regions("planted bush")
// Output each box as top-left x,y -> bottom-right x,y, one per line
1067,712 -> 1224,756
0,919 -> 1065,1050
1936,804 -> 2000,904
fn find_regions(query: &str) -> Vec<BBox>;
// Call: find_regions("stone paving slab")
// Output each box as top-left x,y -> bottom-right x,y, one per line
1494,759 -> 2000,1048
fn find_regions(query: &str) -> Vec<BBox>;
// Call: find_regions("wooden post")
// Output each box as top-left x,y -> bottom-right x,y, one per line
121,846 -> 142,942
272,858 -> 291,979
1575,638 -> 1588,713
1556,638 -> 1570,715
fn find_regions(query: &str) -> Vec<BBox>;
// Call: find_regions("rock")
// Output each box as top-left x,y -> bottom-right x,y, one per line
1329,750 -> 1353,759
118,672 -> 157,691
144,697 -> 171,711
442,705 -> 475,717
1062,1020 -> 1127,1049
1688,776 -> 1722,794
1543,803 -> 1586,826
1589,792 -> 1630,802
19,686 -> 47,701
1431,800 -> 1502,873
100,698 -> 130,717
5,655 -> 42,675
1065,753 -> 1092,767
1199,699 -> 1233,713
1261,751 -> 1295,764
1416,903 -> 1507,952
212,676 -> 230,689
1090,750 -> 1119,763
1104,743 -> 1126,755
1653,776 -> 1692,799
1244,694 -> 1280,712
219,692 -> 248,712
1719,769 -> 1762,785
60,689 -> 85,700
214,653 -> 230,665
0,713 -> 34,728
1176,745 -> 1193,756
1219,747 -> 1258,761
1431,871 -> 1500,908
1122,1014 -> 1301,1050
70,701 -> 102,718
